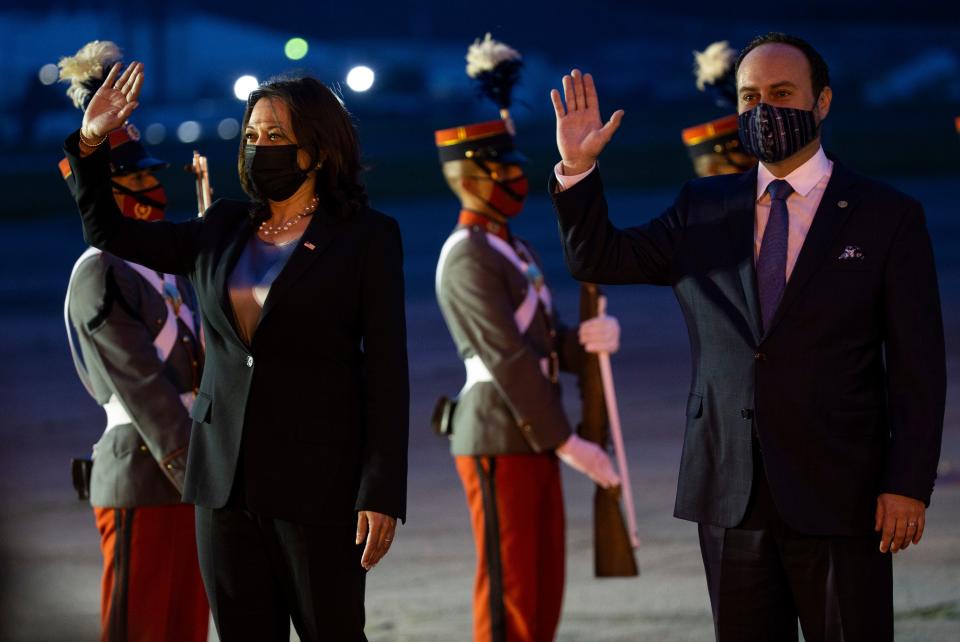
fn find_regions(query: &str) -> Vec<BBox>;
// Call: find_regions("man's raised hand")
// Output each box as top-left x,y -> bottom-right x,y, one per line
550,69 -> 624,175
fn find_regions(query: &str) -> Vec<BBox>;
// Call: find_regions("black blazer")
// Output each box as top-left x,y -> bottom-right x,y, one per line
550,160 -> 945,536
66,131 -> 409,525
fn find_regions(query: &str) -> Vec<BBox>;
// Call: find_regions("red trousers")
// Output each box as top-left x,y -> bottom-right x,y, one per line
94,504 -> 209,642
456,454 -> 565,642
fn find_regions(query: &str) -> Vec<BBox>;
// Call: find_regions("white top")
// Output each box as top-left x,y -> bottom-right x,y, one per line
754,147 -> 833,279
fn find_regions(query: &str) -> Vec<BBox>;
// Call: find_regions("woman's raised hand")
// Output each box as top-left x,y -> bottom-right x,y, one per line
81,61 -> 144,140
550,69 -> 624,175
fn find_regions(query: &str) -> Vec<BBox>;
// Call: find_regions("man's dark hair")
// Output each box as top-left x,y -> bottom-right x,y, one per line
735,33 -> 831,100
238,75 -> 368,218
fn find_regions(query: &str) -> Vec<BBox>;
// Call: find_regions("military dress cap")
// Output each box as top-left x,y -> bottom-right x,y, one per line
682,113 -> 754,175
683,40 -> 757,177
60,123 -> 168,198
106,123 -> 169,175
434,119 -> 527,165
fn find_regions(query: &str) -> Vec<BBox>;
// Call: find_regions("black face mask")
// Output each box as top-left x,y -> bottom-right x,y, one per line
738,100 -> 820,164
244,144 -> 309,201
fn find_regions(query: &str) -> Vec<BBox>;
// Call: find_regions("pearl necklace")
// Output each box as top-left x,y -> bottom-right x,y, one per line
258,196 -> 319,237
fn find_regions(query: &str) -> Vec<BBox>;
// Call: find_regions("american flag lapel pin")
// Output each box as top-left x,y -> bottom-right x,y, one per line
304,242 -> 316,251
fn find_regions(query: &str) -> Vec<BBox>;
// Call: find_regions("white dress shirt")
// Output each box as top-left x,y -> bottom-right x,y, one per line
553,147 -> 834,280
754,147 -> 832,279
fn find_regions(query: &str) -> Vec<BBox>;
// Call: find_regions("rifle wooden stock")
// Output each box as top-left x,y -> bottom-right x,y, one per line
578,283 -> 638,577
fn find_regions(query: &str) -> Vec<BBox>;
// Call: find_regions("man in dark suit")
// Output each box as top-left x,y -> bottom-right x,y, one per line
548,32 -> 945,641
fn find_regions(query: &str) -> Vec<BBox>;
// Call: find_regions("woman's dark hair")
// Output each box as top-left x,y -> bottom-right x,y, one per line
238,75 -> 368,218
735,33 -> 831,100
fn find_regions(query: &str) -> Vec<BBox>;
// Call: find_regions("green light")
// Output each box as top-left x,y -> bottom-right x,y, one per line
285,38 -> 309,61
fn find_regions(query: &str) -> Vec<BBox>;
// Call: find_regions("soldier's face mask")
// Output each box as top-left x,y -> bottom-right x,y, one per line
111,179 -> 167,221
465,161 -> 528,218
738,96 -> 822,164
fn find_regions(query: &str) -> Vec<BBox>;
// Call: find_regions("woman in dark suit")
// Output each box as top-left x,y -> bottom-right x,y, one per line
65,62 -> 409,641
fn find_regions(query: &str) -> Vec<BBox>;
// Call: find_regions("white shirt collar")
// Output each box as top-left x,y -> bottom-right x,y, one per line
756,146 -> 832,201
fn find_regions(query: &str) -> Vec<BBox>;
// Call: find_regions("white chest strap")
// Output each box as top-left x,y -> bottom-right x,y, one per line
122,261 -> 196,362
65,248 -> 197,403
436,230 -> 555,395
64,247 -> 105,395
436,230 -> 552,336
435,229 -> 471,297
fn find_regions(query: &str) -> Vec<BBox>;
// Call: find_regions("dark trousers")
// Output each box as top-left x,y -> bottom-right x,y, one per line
195,505 -> 367,642
697,441 -> 892,642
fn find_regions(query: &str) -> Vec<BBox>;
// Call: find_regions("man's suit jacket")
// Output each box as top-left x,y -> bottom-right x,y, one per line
550,160 -> 945,536
436,225 -> 583,455
69,251 -> 201,507
66,131 -> 409,525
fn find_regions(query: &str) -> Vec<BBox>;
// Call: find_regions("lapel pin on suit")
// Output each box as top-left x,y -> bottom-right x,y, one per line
303,242 -> 316,251
837,200 -> 848,208
838,245 -> 864,260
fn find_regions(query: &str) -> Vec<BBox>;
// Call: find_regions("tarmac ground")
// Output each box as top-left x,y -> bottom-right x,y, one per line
1,186 -> 957,641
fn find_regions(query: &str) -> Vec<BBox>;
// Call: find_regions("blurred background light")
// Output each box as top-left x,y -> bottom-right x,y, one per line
346,65 -> 375,92
233,75 -> 259,101
177,120 -> 202,143
144,123 -> 166,144
284,37 -> 309,61
217,117 -> 240,140
38,63 -> 59,85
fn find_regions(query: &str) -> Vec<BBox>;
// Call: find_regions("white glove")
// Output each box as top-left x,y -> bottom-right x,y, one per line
579,314 -> 620,354
556,434 -> 620,488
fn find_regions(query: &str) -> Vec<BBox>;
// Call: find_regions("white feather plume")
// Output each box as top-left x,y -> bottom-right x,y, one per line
466,33 -> 521,78
58,40 -> 123,109
693,41 -> 736,91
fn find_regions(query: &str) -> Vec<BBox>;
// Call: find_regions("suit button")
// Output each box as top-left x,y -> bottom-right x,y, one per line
246,356 -> 254,367
754,352 -> 767,362
741,409 -> 754,420
139,445 -> 148,453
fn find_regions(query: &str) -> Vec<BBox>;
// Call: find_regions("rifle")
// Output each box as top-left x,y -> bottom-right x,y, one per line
578,283 -> 639,577
186,150 -> 212,217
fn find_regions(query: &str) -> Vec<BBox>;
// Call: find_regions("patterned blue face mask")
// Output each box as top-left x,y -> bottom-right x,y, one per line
738,100 -> 820,163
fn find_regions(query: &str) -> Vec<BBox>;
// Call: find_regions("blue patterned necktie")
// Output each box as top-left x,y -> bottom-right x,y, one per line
757,179 -> 794,332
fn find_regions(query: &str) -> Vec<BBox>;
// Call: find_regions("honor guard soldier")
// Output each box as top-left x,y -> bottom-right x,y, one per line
433,35 -> 622,642
682,41 -> 758,177
58,41 -> 209,641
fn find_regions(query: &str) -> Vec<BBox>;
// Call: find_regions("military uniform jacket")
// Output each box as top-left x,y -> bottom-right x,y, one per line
68,250 -> 202,508
437,224 -> 584,456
